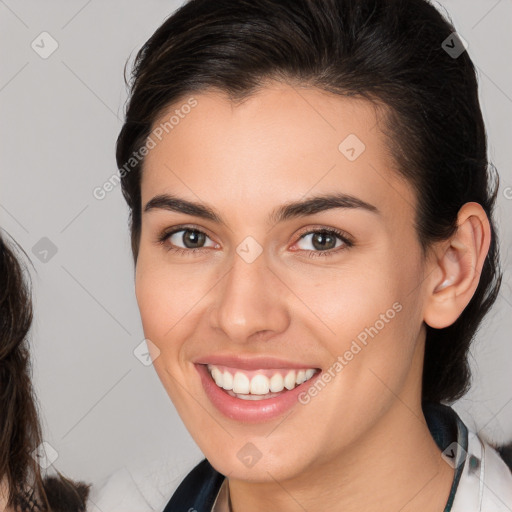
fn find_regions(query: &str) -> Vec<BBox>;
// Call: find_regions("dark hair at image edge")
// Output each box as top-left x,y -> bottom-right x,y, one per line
116,0 -> 502,405
0,232 -> 90,511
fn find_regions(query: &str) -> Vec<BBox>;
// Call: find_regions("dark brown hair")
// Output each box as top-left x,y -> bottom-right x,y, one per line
116,0 -> 502,404
0,232 -> 90,511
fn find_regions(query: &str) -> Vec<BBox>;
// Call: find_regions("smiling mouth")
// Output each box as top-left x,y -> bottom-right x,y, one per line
206,363 -> 320,401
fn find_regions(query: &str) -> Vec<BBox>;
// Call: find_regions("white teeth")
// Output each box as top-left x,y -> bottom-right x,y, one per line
296,369 -> 306,385
226,390 -> 283,400
207,364 -> 318,396
284,371 -> 296,390
269,373 -> 285,393
250,374 -> 270,395
232,372 -> 250,394
211,367 -> 223,387
222,370 -> 233,390
305,368 -> 316,380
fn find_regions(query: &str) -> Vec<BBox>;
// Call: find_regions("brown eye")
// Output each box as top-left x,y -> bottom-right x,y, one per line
174,229 -> 207,249
310,231 -> 338,251
296,229 -> 350,252
159,227 -> 218,254
290,228 -> 354,258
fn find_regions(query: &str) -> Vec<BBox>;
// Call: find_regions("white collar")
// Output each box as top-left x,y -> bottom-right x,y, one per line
452,430 -> 512,511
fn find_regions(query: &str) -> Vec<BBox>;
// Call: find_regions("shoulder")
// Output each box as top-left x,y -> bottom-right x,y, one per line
86,455 -> 202,512
452,428 -> 512,512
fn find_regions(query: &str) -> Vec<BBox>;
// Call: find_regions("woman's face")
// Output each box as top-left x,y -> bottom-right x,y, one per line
135,83 -> 431,482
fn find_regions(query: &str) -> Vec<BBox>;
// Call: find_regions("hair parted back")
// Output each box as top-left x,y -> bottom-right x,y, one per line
116,0 -> 502,404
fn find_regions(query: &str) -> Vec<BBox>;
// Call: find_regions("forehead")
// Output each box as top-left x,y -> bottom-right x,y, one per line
141,83 -> 416,223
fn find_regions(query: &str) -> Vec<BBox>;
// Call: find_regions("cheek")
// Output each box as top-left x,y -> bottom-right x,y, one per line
135,262 -> 167,340
134,255 -> 207,343
134,260 -> 196,399
286,253 -> 400,335
292,246 -> 423,394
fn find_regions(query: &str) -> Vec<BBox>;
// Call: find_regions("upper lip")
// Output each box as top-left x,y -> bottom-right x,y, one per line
193,354 -> 321,371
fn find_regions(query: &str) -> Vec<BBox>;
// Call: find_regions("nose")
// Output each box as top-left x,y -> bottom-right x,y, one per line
208,250 -> 290,344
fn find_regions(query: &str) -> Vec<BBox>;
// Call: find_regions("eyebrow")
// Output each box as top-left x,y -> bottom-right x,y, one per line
143,192 -> 379,225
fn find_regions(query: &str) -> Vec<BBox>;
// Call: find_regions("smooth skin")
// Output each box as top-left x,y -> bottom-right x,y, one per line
135,82 -> 490,512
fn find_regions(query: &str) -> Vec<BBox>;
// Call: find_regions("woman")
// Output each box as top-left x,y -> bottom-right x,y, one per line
0,233 -> 90,511
92,0 -> 512,510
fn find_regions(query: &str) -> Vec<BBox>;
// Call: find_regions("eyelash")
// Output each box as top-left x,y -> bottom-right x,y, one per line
157,225 -> 354,258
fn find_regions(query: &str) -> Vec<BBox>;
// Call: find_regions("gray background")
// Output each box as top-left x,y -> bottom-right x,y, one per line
0,0 -> 511,488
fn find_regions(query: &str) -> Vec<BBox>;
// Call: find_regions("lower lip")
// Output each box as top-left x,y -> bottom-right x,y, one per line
195,363 -> 320,423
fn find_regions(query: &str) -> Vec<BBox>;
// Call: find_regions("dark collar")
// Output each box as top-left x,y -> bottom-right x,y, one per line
163,456 -> 224,512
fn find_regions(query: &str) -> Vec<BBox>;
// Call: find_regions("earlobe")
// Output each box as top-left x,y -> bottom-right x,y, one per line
424,202 -> 491,329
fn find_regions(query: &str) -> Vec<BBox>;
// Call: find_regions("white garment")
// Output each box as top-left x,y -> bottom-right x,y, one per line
451,431 -> 512,511
86,455 -> 202,512
87,431 -> 512,512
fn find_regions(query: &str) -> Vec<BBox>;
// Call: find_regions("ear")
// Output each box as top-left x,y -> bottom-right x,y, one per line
423,202 -> 491,329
